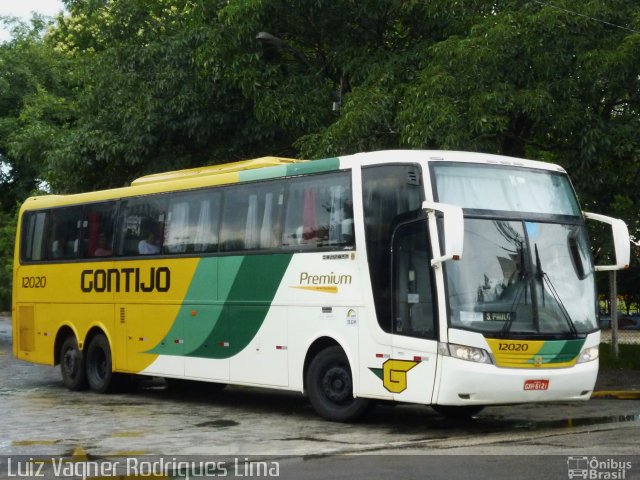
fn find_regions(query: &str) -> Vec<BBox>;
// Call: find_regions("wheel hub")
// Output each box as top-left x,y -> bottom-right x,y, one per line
63,349 -> 78,377
322,366 -> 351,403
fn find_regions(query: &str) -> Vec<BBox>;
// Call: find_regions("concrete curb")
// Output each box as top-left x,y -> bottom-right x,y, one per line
592,390 -> 640,400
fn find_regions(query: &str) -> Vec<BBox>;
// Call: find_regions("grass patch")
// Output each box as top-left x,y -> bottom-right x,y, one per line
599,343 -> 640,370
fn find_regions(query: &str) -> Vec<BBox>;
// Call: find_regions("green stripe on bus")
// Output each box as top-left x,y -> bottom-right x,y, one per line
238,165 -> 289,182
188,254 -> 292,358
286,157 -> 339,176
148,254 -> 292,359
146,257 -> 240,356
547,338 -> 584,363
527,339 -> 585,364
237,157 -> 339,183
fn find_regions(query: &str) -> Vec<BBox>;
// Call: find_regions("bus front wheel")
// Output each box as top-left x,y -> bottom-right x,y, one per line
60,335 -> 88,391
306,346 -> 371,422
86,333 -> 115,393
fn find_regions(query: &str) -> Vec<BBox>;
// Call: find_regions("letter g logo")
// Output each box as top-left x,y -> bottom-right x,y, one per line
382,359 -> 419,393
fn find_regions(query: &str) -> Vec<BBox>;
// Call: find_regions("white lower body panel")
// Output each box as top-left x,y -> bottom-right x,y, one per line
435,356 -> 598,405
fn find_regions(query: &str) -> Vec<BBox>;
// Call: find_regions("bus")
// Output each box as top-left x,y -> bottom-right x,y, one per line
12,150 -> 630,422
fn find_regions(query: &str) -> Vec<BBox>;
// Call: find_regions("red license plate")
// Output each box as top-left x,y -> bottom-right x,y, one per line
524,379 -> 549,391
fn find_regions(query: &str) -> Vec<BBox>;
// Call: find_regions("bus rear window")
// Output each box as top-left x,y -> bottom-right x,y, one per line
21,211 -> 48,262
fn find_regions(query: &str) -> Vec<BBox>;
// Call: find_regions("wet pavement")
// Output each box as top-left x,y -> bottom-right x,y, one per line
1,313 -> 640,460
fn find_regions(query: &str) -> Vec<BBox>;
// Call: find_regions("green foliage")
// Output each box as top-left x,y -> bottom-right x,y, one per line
0,17 -> 66,210
0,0 -> 639,308
399,1 -> 640,169
0,210 -> 17,310
6,0 -> 296,193
218,0 -> 488,157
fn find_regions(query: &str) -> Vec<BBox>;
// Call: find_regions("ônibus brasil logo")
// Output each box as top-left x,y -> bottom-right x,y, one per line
567,456 -> 632,479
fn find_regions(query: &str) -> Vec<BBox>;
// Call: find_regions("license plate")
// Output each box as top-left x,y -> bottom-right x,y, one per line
524,379 -> 549,391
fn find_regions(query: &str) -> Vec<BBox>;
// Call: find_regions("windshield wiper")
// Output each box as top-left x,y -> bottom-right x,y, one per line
499,242 -> 527,337
500,241 -> 579,338
535,244 -> 545,309
534,243 -> 579,337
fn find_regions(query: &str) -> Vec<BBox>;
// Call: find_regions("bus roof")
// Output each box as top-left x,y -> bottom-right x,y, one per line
130,156 -> 304,186
339,150 -> 567,173
19,150 -> 566,211
19,155 -> 339,210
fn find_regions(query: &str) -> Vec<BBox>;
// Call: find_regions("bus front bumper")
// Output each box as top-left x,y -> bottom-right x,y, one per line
434,356 -> 599,406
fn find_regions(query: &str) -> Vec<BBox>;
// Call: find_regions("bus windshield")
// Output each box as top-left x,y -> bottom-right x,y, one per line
432,163 -> 596,337
443,219 -> 597,336
432,163 -> 581,216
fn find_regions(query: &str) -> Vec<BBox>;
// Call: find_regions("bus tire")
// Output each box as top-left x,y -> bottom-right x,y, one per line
60,335 -> 88,391
432,405 -> 484,419
86,333 -> 116,393
306,346 -> 371,422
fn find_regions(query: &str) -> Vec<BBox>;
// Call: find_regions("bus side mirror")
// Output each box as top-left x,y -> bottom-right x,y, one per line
584,212 -> 630,271
422,201 -> 464,266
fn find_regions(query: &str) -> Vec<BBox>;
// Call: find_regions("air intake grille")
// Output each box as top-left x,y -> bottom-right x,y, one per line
407,168 -> 420,186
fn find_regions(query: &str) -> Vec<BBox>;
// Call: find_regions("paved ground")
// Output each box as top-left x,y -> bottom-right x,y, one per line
2,324 -> 640,480
1,313 -> 639,464
594,367 -> 640,397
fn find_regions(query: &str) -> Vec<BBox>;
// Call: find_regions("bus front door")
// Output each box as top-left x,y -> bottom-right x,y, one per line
390,220 -> 439,404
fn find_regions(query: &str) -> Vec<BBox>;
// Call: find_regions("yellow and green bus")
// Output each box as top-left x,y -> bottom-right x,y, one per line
12,150 -> 630,421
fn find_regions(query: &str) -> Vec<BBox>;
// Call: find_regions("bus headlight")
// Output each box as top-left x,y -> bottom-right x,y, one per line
438,342 -> 493,364
576,345 -> 599,364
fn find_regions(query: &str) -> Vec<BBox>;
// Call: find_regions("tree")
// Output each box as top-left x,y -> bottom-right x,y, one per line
397,0 -> 640,312
0,16 -> 65,310
10,0 -> 295,193
0,15 -> 64,211
217,0 -> 490,157
398,1 -> 640,215
1,0 -> 638,310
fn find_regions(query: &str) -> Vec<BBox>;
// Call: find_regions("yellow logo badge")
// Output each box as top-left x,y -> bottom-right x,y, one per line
369,359 -> 419,393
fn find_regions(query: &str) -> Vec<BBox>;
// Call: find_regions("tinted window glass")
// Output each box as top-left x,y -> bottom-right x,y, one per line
362,165 -> 424,330
164,190 -> 221,254
22,211 -> 48,261
47,206 -> 83,260
433,163 -> 581,216
118,196 -> 167,256
80,202 -> 117,258
283,173 -> 353,249
220,182 -> 284,252
392,220 -> 436,339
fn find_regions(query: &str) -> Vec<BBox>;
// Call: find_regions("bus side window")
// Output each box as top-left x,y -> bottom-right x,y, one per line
283,172 -> 353,249
46,206 -> 83,260
21,211 -> 48,262
118,196 -> 167,256
220,182 -> 284,252
80,202 -> 117,258
164,190 -> 221,254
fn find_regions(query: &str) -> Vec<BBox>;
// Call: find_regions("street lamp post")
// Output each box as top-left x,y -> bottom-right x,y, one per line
256,31 -> 345,111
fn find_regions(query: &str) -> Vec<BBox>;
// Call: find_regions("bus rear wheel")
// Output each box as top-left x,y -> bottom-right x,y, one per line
60,335 -> 88,391
306,346 -> 371,422
86,333 -> 116,393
